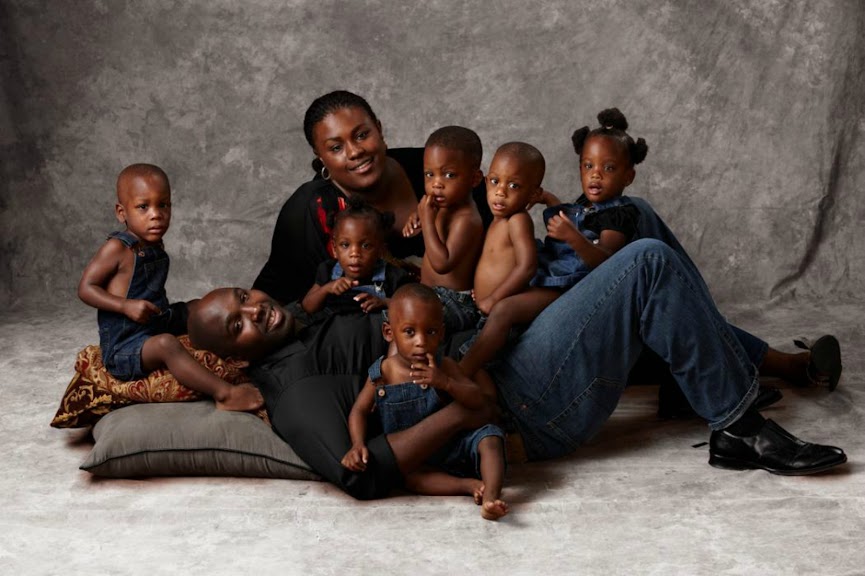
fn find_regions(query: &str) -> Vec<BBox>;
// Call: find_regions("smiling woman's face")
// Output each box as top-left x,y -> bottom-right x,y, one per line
188,288 -> 295,360
311,106 -> 387,195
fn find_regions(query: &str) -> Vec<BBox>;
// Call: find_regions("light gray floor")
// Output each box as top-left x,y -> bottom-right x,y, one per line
2,302 -> 862,575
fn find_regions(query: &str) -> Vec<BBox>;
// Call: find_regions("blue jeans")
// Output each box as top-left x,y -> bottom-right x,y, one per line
629,197 -> 768,367
488,239 -> 760,462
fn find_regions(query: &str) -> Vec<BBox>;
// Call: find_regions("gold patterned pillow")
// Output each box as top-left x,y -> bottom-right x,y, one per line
50,335 -> 265,428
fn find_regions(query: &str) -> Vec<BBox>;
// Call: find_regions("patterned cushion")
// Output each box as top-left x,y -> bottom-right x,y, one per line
50,336 -> 266,428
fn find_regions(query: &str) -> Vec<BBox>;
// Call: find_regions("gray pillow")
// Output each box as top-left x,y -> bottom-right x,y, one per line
80,401 -> 321,480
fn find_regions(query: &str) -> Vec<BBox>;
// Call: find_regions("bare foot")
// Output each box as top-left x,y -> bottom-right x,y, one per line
216,383 -> 264,412
473,483 -> 485,505
481,499 -> 509,521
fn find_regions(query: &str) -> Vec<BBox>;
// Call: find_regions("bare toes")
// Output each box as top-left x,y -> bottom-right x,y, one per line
481,499 -> 509,521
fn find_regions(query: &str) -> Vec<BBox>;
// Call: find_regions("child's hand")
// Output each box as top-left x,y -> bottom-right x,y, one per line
341,444 -> 369,471
402,211 -> 421,237
354,293 -> 386,313
329,277 -> 358,296
546,211 -> 581,243
475,295 -> 495,316
410,353 -> 449,390
123,299 -> 161,323
526,188 -> 561,210
417,194 -> 438,224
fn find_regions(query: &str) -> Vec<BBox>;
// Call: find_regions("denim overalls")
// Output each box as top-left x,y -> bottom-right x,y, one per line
532,196 -> 632,289
98,230 -> 182,380
369,355 -> 505,478
331,260 -> 387,298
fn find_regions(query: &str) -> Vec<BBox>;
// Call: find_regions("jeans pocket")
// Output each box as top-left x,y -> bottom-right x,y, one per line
546,376 -> 625,451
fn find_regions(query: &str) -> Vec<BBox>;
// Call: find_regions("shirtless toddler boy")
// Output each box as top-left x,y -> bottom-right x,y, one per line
458,143 -> 559,376
78,163 -> 263,411
403,126 -> 485,334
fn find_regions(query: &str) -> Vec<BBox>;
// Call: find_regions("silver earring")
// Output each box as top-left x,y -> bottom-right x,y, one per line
321,165 -> 331,181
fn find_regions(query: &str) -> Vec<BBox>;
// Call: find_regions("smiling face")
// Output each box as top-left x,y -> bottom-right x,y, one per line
422,145 -> 482,209
485,151 -> 543,218
579,135 -> 635,204
383,295 -> 444,366
311,106 -> 387,195
187,288 -> 295,360
332,216 -> 384,280
115,174 -> 171,244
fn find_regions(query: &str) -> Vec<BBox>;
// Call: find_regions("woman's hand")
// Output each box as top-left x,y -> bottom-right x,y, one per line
341,444 -> 369,471
402,211 -> 421,237
353,293 -> 386,313
546,211 -> 581,244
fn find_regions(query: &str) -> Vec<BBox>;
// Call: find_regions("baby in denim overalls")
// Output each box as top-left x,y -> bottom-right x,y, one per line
301,197 -> 411,317
401,126 -> 486,336
78,164 -> 262,411
342,284 -> 509,521
532,108 -> 648,289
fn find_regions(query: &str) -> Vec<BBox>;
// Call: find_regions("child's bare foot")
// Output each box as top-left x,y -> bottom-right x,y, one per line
481,499 -> 509,521
216,383 -> 264,412
473,483 -> 485,505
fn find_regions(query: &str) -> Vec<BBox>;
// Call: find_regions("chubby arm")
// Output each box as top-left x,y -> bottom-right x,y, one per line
78,239 -> 160,322
477,213 -> 538,314
547,212 -> 628,269
342,377 -> 377,471
421,198 -> 484,275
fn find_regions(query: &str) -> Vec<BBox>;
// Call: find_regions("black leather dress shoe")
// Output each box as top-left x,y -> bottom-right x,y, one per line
709,419 -> 847,476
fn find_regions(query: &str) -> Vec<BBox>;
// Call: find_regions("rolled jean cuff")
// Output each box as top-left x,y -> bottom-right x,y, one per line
707,371 -> 760,431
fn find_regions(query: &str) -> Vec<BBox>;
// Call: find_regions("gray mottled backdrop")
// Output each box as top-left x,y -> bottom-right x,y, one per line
2,1 -> 864,308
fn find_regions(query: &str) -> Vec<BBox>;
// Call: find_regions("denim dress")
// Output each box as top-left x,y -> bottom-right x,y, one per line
98,230 -> 184,380
532,195 -> 636,289
369,355 -> 504,478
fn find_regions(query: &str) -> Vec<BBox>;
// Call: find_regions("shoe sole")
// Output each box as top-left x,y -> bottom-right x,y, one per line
810,335 -> 842,391
708,453 -> 848,476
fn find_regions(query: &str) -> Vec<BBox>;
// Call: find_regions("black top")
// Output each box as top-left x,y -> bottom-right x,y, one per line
575,194 -> 640,239
312,258 -> 413,314
248,313 -> 396,499
252,148 -> 490,303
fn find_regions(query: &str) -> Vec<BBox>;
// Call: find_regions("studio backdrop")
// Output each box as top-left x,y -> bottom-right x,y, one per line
1,0 -> 863,308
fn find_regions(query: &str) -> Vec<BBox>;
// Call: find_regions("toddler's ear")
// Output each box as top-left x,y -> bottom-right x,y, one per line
625,166 -> 636,187
114,203 -> 126,225
382,322 -> 394,343
471,169 -> 484,188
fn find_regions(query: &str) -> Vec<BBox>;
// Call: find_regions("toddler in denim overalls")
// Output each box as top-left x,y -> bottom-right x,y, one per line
533,195 -> 639,289
97,230 -> 186,380
531,108 -> 649,290
301,198 -> 411,318
78,163 -> 263,411
342,283 -> 509,520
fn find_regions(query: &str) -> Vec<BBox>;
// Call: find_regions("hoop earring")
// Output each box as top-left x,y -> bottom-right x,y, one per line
320,165 -> 331,181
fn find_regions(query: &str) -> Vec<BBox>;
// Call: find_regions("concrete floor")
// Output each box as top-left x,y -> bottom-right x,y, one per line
2,302 -> 862,575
